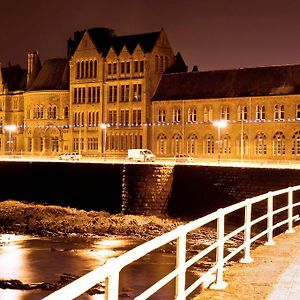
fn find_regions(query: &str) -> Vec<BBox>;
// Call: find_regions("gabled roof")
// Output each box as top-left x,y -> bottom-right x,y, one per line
27,58 -> 69,91
152,64 -> 300,101
69,27 -> 161,57
1,64 -> 27,91
110,31 -> 160,55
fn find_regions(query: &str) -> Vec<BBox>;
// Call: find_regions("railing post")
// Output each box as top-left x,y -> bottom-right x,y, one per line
265,192 -> 275,246
104,259 -> 119,300
211,209 -> 228,290
286,187 -> 295,234
240,201 -> 254,263
175,225 -> 187,300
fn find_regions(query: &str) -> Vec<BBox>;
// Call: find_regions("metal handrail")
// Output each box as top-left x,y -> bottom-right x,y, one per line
43,185 -> 300,300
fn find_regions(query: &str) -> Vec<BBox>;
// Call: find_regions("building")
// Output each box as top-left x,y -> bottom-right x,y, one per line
1,27 -> 300,162
152,65 -> 300,161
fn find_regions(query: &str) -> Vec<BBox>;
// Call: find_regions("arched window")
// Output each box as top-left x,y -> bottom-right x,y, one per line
205,135 -> 214,155
85,61 -> 89,78
173,108 -> 181,123
52,137 -> 59,152
280,105 -> 284,120
274,105 -> 279,120
221,135 -> 231,154
81,112 -> 84,126
94,60 -> 97,77
40,106 -> 44,119
172,133 -> 182,155
273,131 -> 285,156
188,107 -> 197,122
255,132 -> 267,155
220,106 -> 230,120
53,106 -> 57,119
80,61 -> 84,78
76,62 -> 80,79
292,131 -> 300,156
187,134 -> 197,155
236,134 -> 249,157
89,60 -> 93,77
157,133 -> 167,155
160,56 -> 164,72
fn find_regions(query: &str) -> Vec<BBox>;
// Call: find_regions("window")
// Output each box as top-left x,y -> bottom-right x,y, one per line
237,134 -> 249,157
126,62 -> 130,73
187,134 -> 197,155
52,137 -> 59,152
221,135 -> 231,154
108,110 -> 117,125
158,109 -> 166,123
173,108 -> 181,123
205,135 -> 214,155
274,105 -> 279,120
96,87 -> 100,103
204,106 -> 212,123
157,133 -> 167,155
273,132 -> 285,156
256,105 -> 266,120
165,57 -> 168,70
89,60 -> 93,77
160,56 -> 164,72
109,86 -> 117,103
85,61 -> 89,78
140,61 -> 144,73
74,88 -> 78,103
108,63 -> 112,75
133,109 -> 142,126
80,61 -> 84,78
221,106 -> 230,120
238,106 -> 248,121
113,63 -> 117,74
121,62 -> 125,74
292,131 -> 300,156
76,62 -> 80,79
133,84 -> 142,101
255,133 -> 267,155
120,110 -> 129,126
94,60 -> 97,77
82,88 -> 86,103
172,133 -> 182,155
188,107 -> 197,122
64,106 -> 69,119
134,61 -> 139,73
296,104 -> 300,120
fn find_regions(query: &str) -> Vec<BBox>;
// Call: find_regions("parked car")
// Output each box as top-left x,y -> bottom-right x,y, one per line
174,154 -> 194,163
58,152 -> 82,161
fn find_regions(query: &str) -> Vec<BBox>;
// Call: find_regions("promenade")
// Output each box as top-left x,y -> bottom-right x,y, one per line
193,225 -> 300,300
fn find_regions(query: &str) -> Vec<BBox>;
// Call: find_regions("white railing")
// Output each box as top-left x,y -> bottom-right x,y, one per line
43,185 -> 300,300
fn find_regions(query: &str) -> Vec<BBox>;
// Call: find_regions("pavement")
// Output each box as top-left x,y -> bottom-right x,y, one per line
193,224 -> 300,300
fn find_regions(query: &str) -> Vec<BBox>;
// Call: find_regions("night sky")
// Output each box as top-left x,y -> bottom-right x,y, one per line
1,0 -> 300,71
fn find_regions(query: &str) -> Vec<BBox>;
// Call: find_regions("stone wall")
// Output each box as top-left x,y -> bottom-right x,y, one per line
121,164 -> 174,215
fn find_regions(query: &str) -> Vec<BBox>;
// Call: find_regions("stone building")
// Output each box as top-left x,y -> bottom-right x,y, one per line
152,65 -> 300,161
68,27 -> 183,157
1,27 -> 300,162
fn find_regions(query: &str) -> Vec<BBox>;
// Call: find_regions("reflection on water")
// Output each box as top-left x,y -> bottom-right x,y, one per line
0,234 -> 198,300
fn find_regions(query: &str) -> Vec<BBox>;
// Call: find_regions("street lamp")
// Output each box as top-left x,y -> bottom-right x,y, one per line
213,120 -> 227,164
100,123 -> 109,161
5,124 -> 17,155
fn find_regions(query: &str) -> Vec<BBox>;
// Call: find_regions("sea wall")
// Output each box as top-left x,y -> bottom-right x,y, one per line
0,161 -> 300,218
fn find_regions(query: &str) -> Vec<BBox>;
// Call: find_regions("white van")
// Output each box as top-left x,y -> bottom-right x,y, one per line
127,149 -> 155,162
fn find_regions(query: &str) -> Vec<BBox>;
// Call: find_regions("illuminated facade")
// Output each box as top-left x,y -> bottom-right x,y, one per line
1,27 -> 300,161
152,67 -> 300,161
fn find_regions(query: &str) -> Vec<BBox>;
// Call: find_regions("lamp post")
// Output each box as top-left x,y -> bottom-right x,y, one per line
5,124 -> 17,155
101,123 -> 108,161
213,120 -> 227,164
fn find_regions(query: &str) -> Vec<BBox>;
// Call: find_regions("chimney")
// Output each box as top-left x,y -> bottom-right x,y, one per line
26,51 -> 41,86
192,65 -> 199,72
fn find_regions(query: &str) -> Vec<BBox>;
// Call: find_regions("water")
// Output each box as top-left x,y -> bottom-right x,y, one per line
0,234 -> 199,300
